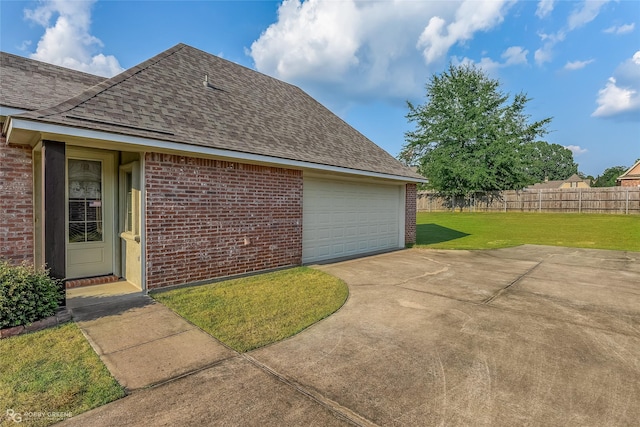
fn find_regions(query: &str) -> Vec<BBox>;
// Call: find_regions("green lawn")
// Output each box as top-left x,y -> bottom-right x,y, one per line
0,323 -> 124,427
152,267 -> 348,352
416,212 -> 640,251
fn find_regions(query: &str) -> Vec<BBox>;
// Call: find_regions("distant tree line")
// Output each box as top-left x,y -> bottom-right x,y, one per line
581,162 -> 637,188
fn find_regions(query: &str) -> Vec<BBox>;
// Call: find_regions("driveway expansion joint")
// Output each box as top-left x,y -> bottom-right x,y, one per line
243,354 -> 378,427
397,285 -> 481,305
136,354 -> 242,393
482,261 -> 542,304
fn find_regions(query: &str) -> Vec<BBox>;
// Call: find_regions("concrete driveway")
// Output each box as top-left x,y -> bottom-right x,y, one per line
64,245 -> 640,426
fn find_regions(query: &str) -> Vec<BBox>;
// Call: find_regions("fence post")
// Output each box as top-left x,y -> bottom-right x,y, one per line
627,188 -> 630,215
579,189 -> 582,214
539,189 -> 542,213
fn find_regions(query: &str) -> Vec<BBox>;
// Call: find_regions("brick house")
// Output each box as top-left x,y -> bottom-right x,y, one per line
1,44 -> 422,297
527,174 -> 591,190
616,160 -> 640,187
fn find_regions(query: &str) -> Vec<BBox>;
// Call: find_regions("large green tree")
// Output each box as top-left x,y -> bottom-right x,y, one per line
593,165 -> 628,187
400,63 -> 552,197
521,141 -> 578,183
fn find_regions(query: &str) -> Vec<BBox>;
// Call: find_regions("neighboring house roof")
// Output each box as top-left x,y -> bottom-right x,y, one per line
527,173 -> 589,189
616,160 -> 640,182
0,51 -> 105,112
3,44 -> 421,180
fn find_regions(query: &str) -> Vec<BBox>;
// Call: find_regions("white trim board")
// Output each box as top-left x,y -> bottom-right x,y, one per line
8,118 -> 426,184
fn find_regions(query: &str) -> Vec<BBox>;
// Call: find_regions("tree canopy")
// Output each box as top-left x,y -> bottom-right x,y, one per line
521,141 -> 578,182
400,63 -> 556,197
593,165 -> 628,187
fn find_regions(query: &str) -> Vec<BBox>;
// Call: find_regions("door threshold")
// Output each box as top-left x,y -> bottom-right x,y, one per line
66,274 -> 121,289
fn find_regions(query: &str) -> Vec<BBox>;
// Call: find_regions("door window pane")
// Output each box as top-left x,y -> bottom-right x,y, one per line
125,171 -> 133,233
68,159 -> 103,243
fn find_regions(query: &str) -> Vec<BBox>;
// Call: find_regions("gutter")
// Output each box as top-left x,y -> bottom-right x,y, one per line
7,117 -> 427,184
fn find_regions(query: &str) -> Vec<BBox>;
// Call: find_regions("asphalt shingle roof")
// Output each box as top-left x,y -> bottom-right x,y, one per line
527,173 -> 588,189
7,44 -> 420,179
0,51 -> 105,111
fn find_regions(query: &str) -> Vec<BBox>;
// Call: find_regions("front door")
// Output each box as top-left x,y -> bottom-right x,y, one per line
66,148 -> 116,279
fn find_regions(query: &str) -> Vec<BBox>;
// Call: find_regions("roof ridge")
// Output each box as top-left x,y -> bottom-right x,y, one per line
0,51 -> 105,80
7,43 -> 423,180
20,44 -> 187,120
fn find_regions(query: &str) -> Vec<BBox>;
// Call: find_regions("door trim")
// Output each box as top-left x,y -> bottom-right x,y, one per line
65,147 -> 117,279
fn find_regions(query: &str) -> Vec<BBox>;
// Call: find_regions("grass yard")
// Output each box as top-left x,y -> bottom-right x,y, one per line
152,267 -> 348,352
0,323 -> 124,427
416,212 -> 640,251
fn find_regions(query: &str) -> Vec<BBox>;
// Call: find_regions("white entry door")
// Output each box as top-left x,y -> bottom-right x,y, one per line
66,148 -> 116,279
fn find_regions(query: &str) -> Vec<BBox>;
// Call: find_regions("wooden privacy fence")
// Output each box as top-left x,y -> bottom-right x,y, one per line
417,187 -> 640,214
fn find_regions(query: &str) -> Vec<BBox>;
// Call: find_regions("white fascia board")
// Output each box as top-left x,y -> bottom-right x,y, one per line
0,106 -> 28,116
1,107 -> 28,134
9,118 -> 426,183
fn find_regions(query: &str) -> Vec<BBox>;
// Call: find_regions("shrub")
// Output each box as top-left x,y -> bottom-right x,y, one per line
0,260 -> 62,329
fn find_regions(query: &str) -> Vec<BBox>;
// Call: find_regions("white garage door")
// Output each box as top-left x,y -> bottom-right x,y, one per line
303,178 -> 403,263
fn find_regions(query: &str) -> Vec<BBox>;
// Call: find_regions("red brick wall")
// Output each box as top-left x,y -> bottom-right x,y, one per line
619,179 -> 640,187
144,153 -> 303,289
405,183 -> 417,245
0,137 -> 34,263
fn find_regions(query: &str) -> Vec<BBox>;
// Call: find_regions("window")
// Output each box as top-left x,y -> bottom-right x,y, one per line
125,171 -> 133,233
68,159 -> 103,243
120,161 -> 139,237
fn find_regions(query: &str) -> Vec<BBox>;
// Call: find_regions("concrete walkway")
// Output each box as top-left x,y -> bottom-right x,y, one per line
62,245 -> 640,426
68,282 -> 235,391
66,282 -> 351,425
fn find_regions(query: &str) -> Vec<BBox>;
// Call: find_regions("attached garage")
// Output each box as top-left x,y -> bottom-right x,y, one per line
1,45 -> 423,293
303,177 -> 405,263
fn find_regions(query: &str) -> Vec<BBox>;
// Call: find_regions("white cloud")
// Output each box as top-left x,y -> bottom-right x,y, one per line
417,0 -> 512,65
249,0 -> 512,102
536,0 -> 555,19
534,44 -> 553,66
592,78 -> 638,117
564,145 -> 588,155
564,59 -> 595,71
250,0 -> 361,82
17,40 -> 32,51
534,1 -> 611,67
603,23 -> 635,35
453,55 -> 500,74
455,46 -> 528,74
592,52 -> 640,119
502,46 -> 528,66
534,30 -> 565,66
24,0 -> 123,77
567,0 -> 612,31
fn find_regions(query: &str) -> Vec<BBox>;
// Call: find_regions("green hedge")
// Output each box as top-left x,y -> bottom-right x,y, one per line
0,260 -> 62,329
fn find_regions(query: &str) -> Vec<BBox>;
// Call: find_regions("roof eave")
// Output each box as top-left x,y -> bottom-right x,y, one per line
0,106 -> 28,117
8,117 -> 425,183
618,159 -> 640,180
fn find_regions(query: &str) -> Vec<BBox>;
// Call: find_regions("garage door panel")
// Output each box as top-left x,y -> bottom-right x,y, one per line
303,178 -> 402,263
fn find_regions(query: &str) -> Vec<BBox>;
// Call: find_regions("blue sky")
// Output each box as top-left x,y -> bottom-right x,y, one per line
1,0 -> 639,177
